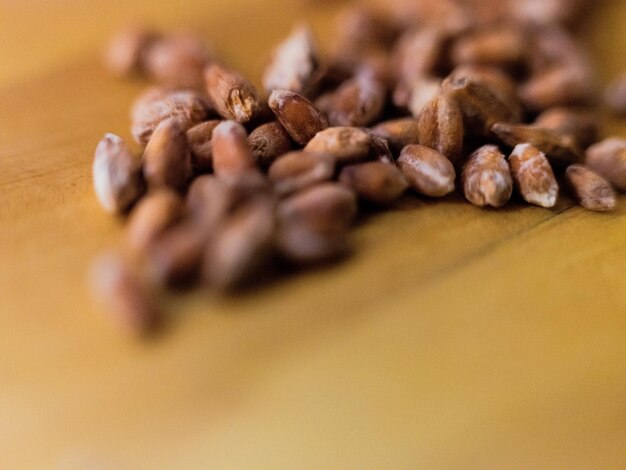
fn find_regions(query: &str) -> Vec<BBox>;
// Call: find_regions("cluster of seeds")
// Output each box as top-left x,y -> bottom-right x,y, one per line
93,0 -> 625,335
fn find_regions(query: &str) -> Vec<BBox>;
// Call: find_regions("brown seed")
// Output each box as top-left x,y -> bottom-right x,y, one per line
405,76 -> 442,116
508,144 -> 559,208
520,65 -> 595,112
465,0 -> 510,26
90,252 -> 159,336
125,190 -> 184,256
604,73 -> 626,116
366,132 -> 394,164
397,145 -> 456,197
203,199 -> 276,290
263,23 -> 320,94
146,223 -> 206,287
186,120 -> 222,171
131,88 -> 210,145
268,151 -> 335,196
93,133 -> 145,214
243,98 -> 276,129
189,169 -> 270,230
355,49 -> 395,89
418,94 -> 464,165
211,121 -> 256,177
313,91 -> 335,117
268,89 -> 329,145
447,65 -> 518,96
104,26 -> 158,77
223,169 -> 273,202
490,121 -> 584,168
143,118 -> 192,191
462,145 -> 513,207
443,75 -> 521,137
333,46 -> 406,92
382,0 -> 470,33
131,85 -> 168,112
301,60 -> 353,100
446,65 -> 522,122
586,138 -> 626,192
527,26 -> 588,73
143,32 -> 212,89
566,164 -> 617,212
248,121 -> 293,166
304,127 -> 371,164
534,107 -> 599,149
451,27 -> 527,68
278,183 -> 358,235
332,6 -> 398,56
325,68 -> 386,127
393,28 -> 445,95
275,221 -> 350,265
339,161 -> 408,204
509,0 -> 587,26
372,118 -> 421,154
186,175 -> 236,232
204,63 -> 261,123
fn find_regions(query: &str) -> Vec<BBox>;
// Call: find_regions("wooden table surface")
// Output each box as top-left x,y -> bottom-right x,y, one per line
1,1 -> 625,468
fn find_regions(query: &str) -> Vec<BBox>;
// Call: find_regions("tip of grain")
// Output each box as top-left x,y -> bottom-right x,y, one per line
156,116 -> 183,132
103,133 -> 124,145
214,120 -> 246,136
511,143 -> 533,157
268,89 -> 292,107
528,187 -> 558,208
481,144 -> 500,153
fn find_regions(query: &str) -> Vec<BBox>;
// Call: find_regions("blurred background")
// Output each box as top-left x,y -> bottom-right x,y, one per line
1,0 -> 625,86
0,0 -> 343,87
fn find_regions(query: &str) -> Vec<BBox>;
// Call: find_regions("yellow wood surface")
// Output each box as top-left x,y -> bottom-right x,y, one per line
1,1 -> 626,468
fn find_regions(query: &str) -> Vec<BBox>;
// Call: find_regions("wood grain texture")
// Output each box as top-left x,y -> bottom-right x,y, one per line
0,1 -> 625,468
